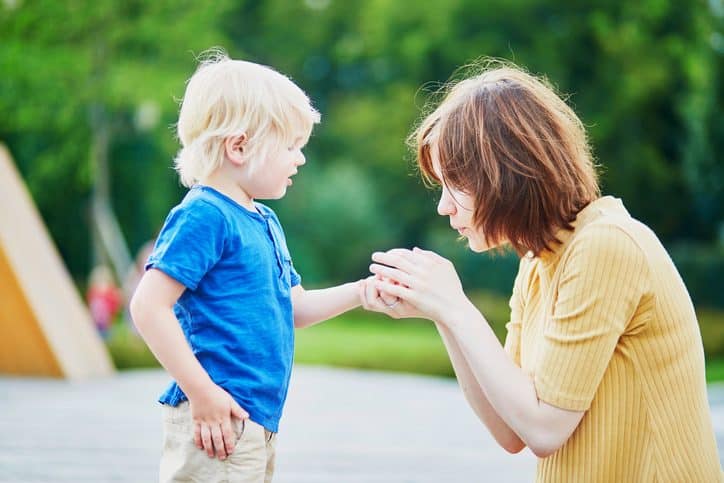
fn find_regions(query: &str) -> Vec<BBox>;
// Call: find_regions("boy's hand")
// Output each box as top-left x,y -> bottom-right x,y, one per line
359,274 -> 423,319
189,383 -> 249,460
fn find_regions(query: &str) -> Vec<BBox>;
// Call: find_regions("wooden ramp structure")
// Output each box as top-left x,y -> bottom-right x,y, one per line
0,144 -> 114,379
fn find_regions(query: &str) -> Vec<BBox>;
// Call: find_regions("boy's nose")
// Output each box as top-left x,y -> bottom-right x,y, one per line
297,153 -> 306,166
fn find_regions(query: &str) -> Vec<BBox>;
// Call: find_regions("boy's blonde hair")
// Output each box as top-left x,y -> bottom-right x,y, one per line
174,49 -> 320,187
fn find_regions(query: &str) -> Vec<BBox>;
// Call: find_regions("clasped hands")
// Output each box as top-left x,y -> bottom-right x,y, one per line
360,247 -> 467,323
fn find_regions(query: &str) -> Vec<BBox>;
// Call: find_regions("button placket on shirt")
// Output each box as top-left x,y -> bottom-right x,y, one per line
262,216 -> 286,281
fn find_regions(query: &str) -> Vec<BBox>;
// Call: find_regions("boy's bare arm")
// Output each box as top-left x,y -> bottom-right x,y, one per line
291,281 -> 362,328
130,269 -> 248,460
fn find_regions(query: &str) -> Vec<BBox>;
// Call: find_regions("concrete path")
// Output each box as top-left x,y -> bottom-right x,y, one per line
1,366 -> 723,482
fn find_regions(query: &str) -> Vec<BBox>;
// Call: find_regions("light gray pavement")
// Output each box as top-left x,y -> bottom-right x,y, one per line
1,366 -> 724,482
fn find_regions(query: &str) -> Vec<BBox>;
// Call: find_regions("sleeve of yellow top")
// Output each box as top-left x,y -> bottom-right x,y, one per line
534,224 -> 649,411
504,257 -> 530,366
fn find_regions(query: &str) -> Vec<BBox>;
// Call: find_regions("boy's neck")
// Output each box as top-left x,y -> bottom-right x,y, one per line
199,173 -> 256,212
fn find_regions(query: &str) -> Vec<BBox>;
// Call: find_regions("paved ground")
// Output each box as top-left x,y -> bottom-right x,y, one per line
1,366 -> 723,482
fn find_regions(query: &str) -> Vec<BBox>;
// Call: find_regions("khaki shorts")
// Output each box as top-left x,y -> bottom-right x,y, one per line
159,402 -> 277,483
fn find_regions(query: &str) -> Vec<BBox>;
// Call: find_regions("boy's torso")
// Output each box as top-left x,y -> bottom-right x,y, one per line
148,186 -> 299,432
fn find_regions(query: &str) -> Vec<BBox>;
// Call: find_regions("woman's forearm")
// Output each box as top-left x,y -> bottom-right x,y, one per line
442,302 -> 581,458
435,322 -> 526,453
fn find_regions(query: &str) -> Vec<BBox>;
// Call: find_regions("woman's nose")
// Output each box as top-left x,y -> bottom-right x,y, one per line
437,192 -> 456,216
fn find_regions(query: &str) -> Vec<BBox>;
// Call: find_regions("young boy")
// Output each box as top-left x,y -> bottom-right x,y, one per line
129,50 -> 363,483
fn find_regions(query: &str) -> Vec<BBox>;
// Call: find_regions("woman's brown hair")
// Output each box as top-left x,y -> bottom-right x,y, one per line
412,61 -> 600,257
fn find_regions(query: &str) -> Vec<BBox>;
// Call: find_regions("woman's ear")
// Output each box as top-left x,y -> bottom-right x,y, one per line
225,133 -> 248,166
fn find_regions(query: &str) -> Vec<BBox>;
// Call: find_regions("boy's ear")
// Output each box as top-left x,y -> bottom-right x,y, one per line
225,133 -> 248,166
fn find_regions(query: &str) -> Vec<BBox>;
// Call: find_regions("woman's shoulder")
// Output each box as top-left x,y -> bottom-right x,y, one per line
566,215 -> 651,275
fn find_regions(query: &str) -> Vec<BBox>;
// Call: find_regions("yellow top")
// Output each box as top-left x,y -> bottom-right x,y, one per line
504,196 -> 722,482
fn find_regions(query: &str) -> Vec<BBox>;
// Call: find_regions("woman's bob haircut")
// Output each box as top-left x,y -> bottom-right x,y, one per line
174,48 -> 320,187
411,60 -> 600,256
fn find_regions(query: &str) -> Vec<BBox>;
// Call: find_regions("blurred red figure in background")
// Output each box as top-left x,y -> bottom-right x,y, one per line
87,265 -> 122,339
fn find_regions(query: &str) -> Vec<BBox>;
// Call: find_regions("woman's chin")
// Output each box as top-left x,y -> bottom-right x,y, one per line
468,242 -> 489,253
467,236 -> 503,253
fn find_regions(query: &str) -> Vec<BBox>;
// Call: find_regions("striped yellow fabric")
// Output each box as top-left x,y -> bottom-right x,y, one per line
504,196 -> 722,482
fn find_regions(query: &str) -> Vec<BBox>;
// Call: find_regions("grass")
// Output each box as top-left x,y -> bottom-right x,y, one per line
106,291 -> 724,382
705,359 -> 724,383
106,322 -> 160,370
294,291 -> 511,376
294,311 -> 454,376
699,308 -> 724,361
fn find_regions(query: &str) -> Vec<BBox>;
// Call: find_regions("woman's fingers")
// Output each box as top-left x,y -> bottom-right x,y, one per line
373,277 -> 414,302
369,263 -> 415,288
412,246 -> 447,263
371,249 -> 423,274
360,276 -> 406,315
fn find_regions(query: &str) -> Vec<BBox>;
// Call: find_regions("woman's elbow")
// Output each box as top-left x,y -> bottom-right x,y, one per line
502,438 -> 526,454
529,445 -> 556,459
488,426 -> 526,454
526,434 -> 565,459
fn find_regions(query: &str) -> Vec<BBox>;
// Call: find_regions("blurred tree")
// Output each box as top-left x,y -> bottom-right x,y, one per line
0,0 -> 721,295
221,0 -> 721,285
0,0 -> 233,279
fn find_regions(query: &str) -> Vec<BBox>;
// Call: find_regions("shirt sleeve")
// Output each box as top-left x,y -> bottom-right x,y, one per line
289,260 -> 301,287
145,200 -> 227,290
504,258 -> 531,366
534,224 -> 650,411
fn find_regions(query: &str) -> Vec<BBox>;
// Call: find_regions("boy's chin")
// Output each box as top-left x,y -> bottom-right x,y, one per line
258,188 -> 288,200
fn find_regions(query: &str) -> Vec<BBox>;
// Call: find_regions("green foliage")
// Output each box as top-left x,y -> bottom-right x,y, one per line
221,0 -> 723,286
268,162 -> 400,282
0,0 -> 234,276
105,321 -> 160,370
1,0 -> 722,303
671,243 -> 724,309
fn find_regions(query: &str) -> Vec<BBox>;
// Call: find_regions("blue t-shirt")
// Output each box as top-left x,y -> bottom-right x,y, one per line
146,185 -> 300,432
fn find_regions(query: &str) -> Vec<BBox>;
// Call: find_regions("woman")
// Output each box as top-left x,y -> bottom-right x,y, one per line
362,62 -> 722,481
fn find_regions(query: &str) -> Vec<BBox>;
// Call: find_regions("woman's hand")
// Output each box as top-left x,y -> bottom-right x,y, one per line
368,247 -> 472,324
358,274 -> 425,319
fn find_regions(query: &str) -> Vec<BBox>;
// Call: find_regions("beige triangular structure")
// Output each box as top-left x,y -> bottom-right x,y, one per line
0,144 -> 115,379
